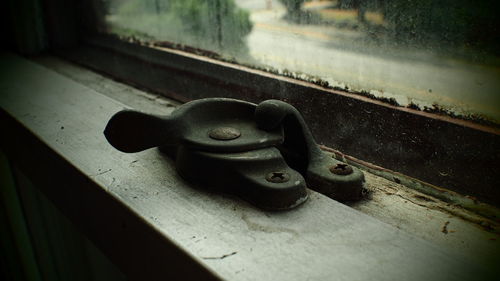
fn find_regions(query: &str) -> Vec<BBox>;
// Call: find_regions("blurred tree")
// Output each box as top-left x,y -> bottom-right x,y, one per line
278,0 -> 305,14
338,0 -> 385,24
278,0 -> 320,23
117,0 -> 252,51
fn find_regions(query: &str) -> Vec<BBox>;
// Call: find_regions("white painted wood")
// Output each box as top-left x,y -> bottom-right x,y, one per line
1,53 -> 496,281
35,56 -> 500,264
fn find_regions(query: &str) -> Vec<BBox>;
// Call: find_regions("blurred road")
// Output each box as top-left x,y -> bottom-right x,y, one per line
235,0 -> 500,121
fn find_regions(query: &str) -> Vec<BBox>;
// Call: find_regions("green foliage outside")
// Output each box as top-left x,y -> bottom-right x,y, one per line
115,0 -> 252,53
278,0 -> 306,14
278,0 -> 321,24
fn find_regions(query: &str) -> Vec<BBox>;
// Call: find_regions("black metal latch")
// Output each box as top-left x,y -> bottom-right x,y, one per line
104,98 -> 365,210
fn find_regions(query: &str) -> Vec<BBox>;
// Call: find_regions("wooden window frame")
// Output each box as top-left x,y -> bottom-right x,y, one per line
33,0 -> 500,205
1,52 -> 496,281
2,0 -> 499,279
55,34 -> 500,206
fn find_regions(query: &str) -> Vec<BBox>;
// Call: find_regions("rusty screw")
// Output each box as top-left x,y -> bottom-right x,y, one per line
209,127 -> 241,140
266,171 -> 290,183
329,163 -> 353,175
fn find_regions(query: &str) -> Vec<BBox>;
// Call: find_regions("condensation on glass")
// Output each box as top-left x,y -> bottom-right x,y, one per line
99,0 -> 500,124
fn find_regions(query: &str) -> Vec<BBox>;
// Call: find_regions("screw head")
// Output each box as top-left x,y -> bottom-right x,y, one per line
209,127 -> 241,140
266,171 -> 290,183
329,163 -> 353,175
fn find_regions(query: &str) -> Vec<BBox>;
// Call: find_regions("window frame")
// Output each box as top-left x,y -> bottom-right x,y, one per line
53,31 -> 500,206
1,52 -> 496,281
3,1 -> 500,279
39,0 -> 497,207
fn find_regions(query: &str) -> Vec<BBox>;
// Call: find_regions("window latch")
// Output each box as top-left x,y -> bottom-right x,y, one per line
104,98 -> 365,210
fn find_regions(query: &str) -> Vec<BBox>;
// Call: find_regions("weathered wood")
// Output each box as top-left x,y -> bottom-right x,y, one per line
61,36 -> 500,206
1,53 -> 496,280
36,55 -> 500,263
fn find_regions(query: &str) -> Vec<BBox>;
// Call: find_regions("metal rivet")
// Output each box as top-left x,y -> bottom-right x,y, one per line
209,127 -> 241,140
329,163 -> 353,175
266,171 -> 290,183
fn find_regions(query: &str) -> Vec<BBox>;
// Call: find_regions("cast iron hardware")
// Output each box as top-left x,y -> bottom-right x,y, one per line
104,98 -> 365,210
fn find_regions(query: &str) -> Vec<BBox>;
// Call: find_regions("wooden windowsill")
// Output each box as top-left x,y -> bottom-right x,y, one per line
1,52 -> 497,280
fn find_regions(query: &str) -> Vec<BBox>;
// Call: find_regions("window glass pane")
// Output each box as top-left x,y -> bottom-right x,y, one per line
100,0 -> 500,124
